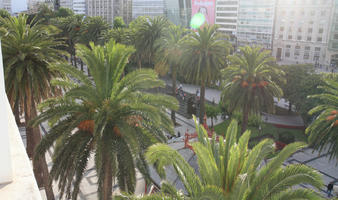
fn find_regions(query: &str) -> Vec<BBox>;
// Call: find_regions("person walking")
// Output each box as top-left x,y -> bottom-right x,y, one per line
327,182 -> 334,197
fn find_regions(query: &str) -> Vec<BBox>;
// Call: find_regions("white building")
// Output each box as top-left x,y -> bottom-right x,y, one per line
59,0 -> 86,14
132,0 -> 165,19
215,0 -> 239,35
237,0 -> 276,49
0,0 -> 11,13
272,0 -> 334,67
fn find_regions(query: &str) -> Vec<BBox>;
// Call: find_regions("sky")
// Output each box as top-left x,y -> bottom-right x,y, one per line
12,0 -> 27,13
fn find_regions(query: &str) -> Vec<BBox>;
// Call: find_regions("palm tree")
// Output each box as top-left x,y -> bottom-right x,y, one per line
181,25 -> 231,123
154,25 -> 189,124
131,16 -> 169,68
143,116 -> 324,200
1,15 -> 64,200
306,78 -> 338,161
221,46 -> 284,133
32,40 -> 178,200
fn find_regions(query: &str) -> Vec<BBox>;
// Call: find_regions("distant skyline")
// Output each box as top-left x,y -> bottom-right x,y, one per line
12,0 -> 27,13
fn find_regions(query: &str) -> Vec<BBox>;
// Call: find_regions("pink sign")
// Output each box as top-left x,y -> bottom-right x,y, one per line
191,0 -> 216,25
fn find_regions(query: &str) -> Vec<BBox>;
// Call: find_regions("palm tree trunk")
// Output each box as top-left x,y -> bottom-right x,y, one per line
26,98 -> 55,200
199,80 -> 206,124
74,55 -> 78,68
80,60 -> 84,72
171,66 -> 177,124
137,57 -> 142,69
288,102 -> 292,112
211,117 -> 214,128
102,153 -> 112,200
241,103 -> 250,133
14,99 -> 21,126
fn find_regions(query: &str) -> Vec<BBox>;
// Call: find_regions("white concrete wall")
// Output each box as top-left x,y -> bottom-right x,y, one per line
0,40 -> 13,184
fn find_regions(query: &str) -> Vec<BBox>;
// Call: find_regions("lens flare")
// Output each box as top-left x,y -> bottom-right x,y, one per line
190,13 -> 205,29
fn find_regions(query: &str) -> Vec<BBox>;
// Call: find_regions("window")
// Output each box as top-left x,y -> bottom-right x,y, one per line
334,34 -> 338,40
307,36 -> 312,41
317,37 -> 322,42
310,10 -> 315,16
286,45 -> 291,48
280,26 -> 284,31
294,50 -> 300,56
297,36 -> 302,40
304,52 -> 310,59
309,21 -> 314,25
295,45 -> 301,49
321,11 -> 325,16
308,28 -> 313,33
315,47 -> 321,51
318,28 -> 324,34
285,51 -> 290,57
298,27 -> 302,33
288,35 -> 292,39
305,46 -> 311,51
279,34 -> 283,39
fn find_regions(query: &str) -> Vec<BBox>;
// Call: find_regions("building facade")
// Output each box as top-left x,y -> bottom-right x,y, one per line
86,0 -> 114,22
0,0 -> 11,13
164,0 -> 191,26
132,0 -> 165,19
215,0 -> 239,35
236,0 -> 276,49
272,0 -> 333,67
327,0 -> 338,69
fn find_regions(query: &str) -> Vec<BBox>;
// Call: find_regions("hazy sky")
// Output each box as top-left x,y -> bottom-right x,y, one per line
12,0 -> 27,13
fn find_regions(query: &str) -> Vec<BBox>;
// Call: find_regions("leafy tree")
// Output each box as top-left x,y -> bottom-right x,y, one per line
32,40 -> 178,200
306,77 -> 338,161
113,16 -> 126,28
55,7 -> 74,18
154,25 -> 189,124
221,46 -> 284,133
141,116 -> 324,200
131,16 -> 169,68
80,16 -> 109,46
280,64 -> 314,111
1,15 -> 65,200
181,25 -> 231,123
0,9 -> 10,19
205,103 -> 220,128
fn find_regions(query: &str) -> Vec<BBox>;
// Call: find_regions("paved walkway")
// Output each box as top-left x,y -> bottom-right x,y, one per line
163,78 -> 304,127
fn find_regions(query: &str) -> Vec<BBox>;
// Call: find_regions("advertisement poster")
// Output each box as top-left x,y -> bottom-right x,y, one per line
191,0 -> 216,25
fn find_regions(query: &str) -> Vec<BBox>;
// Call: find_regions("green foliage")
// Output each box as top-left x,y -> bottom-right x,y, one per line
280,65 -> 324,123
113,16 -> 126,29
55,7 -> 74,18
141,116 -> 323,200
306,77 -> 338,161
0,9 -> 10,19
32,40 -> 178,199
181,25 -> 232,123
1,14 -> 65,113
221,46 -> 285,132
205,103 -> 220,119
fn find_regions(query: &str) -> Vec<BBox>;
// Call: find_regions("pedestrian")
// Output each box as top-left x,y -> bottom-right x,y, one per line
327,182 -> 334,197
177,131 -> 181,137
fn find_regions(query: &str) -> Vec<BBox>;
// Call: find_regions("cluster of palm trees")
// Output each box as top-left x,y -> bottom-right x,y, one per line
0,6 -> 337,200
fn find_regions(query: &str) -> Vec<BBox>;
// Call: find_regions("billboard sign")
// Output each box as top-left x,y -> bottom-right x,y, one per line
191,0 -> 215,27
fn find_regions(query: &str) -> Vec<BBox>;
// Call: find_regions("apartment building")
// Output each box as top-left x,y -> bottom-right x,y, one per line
215,0 -> 239,35
272,0 -> 333,67
327,0 -> 338,68
236,0 -> 276,49
0,0 -> 11,13
132,0 -> 165,19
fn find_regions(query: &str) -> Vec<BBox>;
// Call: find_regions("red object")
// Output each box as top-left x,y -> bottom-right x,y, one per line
275,141 -> 287,150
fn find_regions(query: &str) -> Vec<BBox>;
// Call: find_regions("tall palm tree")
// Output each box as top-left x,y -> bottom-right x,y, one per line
1,15 -> 64,200
306,78 -> 338,161
142,116 -> 323,200
181,25 -> 231,123
32,40 -> 178,200
154,25 -> 189,124
131,16 -> 169,68
221,46 -> 284,133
